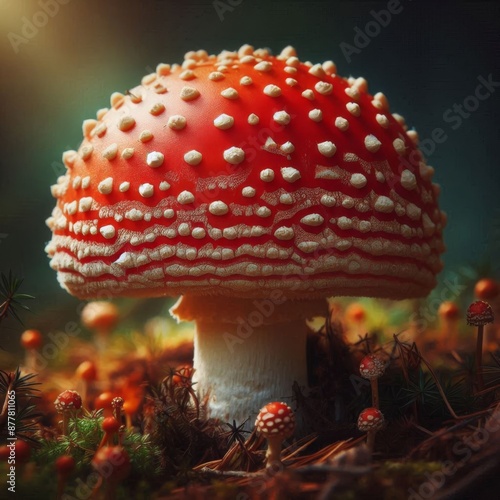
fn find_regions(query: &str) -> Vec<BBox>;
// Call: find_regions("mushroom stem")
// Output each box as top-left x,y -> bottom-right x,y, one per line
476,325 -> 485,391
366,430 -> 376,452
61,412 -> 69,436
171,295 -> 325,428
370,380 -> 379,409
265,435 -> 285,468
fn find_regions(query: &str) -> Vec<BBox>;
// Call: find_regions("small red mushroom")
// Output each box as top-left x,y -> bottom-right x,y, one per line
46,44 -> 446,428
94,391 -> 115,417
75,360 -> 97,404
255,401 -> 295,468
80,301 -> 119,353
20,329 -> 43,372
357,407 -> 384,452
474,279 -> 499,301
54,390 -> 82,435
359,353 -> 386,409
99,417 -> 121,449
467,300 -> 494,390
55,455 -> 75,499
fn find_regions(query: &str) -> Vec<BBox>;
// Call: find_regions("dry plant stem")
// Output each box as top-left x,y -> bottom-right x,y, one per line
370,380 -> 379,409
476,325 -> 485,391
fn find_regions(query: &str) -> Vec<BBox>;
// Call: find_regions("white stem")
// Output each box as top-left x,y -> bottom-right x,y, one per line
171,295 -> 326,427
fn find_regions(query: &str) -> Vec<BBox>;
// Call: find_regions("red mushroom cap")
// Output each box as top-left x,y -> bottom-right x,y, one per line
102,416 -> 121,434
474,279 -> 499,301
359,353 -> 386,379
94,392 -> 115,411
54,390 -> 83,412
55,455 -> 76,477
438,301 -> 460,320
255,401 -> 295,439
357,407 -> 384,432
0,441 -> 31,463
80,301 -> 119,331
76,360 -> 97,381
111,396 -> 124,409
466,300 -> 494,326
20,329 -> 43,350
46,45 -> 445,301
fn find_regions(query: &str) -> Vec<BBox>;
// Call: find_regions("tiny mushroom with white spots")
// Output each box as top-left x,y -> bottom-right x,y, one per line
255,401 -> 295,468
46,45 -> 445,429
357,407 -> 384,452
359,353 -> 386,409
54,389 -> 82,435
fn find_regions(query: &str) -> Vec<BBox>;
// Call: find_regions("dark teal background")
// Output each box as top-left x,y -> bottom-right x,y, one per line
0,0 -> 499,350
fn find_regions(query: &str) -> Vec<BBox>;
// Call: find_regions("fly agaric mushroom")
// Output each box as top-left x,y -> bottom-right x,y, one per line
55,455 -> 76,499
467,300 -> 494,390
76,360 -> 97,403
81,301 -> 119,353
359,353 -> 386,408
357,407 -> 384,452
54,390 -> 82,435
46,44 -> 445,427
91,445 -> 131,499
474,279 -> 499,301
255,401 -> 295,468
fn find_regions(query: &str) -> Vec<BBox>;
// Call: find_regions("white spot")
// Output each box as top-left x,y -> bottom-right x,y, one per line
281,167 -> 301,183
177,191 -> 195,204
118,115 -> 135,131
301,214 -> 324,226
302,89 -> 315,100
102,143 -> 118,160
72,176 -> 82,189
345,87 -> 360,100
346,102 -> 361,117
280,193 -> 293,204
139,183 -> 154,198
119,182 -> 130,192
149,103 -> 165,116
184,150 -> 203,166
309,109 -> 323,122
280,142 -> 295,154
374,196 -> 395,213
147,151 -> 164,168
263,84 -> 281,97
335,117 -> 349,131
273,111 -> 291,125
78,197 -> 93,212
100,225 -> 115,239
214,114 -> 234,130
317,141 -> 337,157
260,169 -> 275,182
223,228 -> 237,239
286,56 -> 300,67
140,130 -> 154,142
284,66 -> 297,74
376,114 -> 389,128
209,201 -> 229,215
393,138 -> 406,154
350,173 -> 367,188
159,181 -> 170,191
337,216 -> 353,229
309,64 -> 325,78
342,197 -> 354,208
315,81 -> 333,95
320,194 -> 336,207
248,113 -> 260,125
376,171 -> 385,183
168,115 -> 187,130
401,169 -> 417,190
242,186 -> 256,197
209,71 -> 225,81
163,209 -> 175,218
256,206 -> 271,217
192,228 -> 206,239
285,78 -> 298,86
254,61 -> 272,72
178,223 -> 190,236
80,145 -> 93,161
221,87 -> 239,99
121,148 -> 135,159
223,147 -> 245,164
98,177 -> 113,194
240,76 -> 253,85
365,135 -> 382,152
82,176 -> 90,189
274,227 -> 294,240
180,86 -> 200,101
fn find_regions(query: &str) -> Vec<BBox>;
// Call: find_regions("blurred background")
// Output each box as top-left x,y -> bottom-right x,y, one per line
0,0 -> 499,354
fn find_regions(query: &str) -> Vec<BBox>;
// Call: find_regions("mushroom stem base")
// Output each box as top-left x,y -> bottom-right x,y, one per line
171,295 -> 326,428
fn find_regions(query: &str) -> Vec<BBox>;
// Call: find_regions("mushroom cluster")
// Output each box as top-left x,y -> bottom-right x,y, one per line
46,45 -> 445,425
